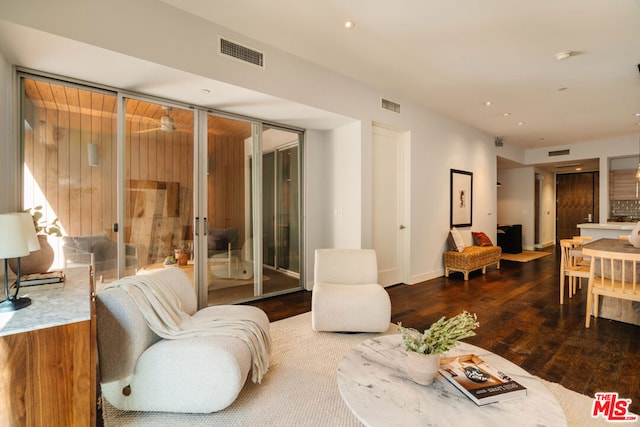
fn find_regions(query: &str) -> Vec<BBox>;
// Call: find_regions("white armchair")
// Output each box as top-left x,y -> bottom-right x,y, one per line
312,249 -> 391,332
96,268 -> 270,413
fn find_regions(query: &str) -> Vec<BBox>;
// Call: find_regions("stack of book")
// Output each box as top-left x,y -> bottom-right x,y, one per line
439,353 -> 527,405
14,270 -> 65,291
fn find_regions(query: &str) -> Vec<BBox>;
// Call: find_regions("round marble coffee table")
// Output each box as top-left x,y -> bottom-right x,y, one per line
337,335 -> 567,427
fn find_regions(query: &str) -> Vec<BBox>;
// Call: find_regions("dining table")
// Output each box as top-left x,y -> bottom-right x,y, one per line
581,238 -> 640,327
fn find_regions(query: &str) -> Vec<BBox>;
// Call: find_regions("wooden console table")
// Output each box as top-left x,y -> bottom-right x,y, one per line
0,267 -> 96,426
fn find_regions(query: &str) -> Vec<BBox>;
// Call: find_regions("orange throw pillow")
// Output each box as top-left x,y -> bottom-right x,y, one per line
472,231 -> 493,247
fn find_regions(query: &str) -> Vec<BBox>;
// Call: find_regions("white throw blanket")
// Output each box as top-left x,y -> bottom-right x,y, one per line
107,274 -> 271,383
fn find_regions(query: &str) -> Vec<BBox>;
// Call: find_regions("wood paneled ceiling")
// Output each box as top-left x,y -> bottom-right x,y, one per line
24,79 -> 252,139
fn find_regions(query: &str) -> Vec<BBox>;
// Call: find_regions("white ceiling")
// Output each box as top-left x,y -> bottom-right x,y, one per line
0,20 -> 353,132
161,0 -> 640,149
0,1 -> 639,152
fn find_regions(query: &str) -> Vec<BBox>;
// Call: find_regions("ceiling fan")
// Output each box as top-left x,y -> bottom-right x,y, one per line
135,106 -> 190,134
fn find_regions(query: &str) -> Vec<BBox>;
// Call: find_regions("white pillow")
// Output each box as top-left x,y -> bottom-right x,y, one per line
450,227 -> 465,252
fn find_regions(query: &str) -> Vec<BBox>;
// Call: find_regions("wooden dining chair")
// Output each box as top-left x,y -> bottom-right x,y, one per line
571,236 -> 591,267
559,239 -> 590,304
585,249 -> 640,328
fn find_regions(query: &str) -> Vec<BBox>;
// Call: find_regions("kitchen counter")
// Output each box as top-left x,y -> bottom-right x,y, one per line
577,222 -> 636,240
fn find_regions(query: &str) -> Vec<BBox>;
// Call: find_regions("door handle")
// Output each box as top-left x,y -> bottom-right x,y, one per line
399,225 -> 406,230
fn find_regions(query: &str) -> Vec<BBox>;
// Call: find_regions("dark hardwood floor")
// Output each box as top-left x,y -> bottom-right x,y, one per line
247,246 -> 640,414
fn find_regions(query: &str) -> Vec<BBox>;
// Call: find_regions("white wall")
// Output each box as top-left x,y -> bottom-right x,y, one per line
496,135 -> 640,249
611,156 -> 639,170
526,135 -> 640,223
303,129 -> 328,289
407,116 -> 499,282
0,48 -> 13,214
0,1 -> 499,287
525,136 -> 639,165
326,122 -> 363,249
534,169 -> 556,247
497,167 -> 535,250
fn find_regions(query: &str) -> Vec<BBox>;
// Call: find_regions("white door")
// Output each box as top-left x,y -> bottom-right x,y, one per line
372,123 -> 407,286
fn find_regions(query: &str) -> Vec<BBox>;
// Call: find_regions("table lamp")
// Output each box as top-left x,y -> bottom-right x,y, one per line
0,212 -> 41,312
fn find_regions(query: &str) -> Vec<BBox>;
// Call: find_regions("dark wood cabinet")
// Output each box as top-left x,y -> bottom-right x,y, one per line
0,268 -> 96,426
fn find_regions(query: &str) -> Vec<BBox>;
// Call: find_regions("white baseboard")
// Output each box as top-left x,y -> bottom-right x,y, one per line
408,269 -> 443,285
534,241 -> 554,249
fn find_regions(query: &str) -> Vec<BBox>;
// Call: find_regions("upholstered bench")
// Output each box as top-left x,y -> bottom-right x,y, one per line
444,228 -> 501,280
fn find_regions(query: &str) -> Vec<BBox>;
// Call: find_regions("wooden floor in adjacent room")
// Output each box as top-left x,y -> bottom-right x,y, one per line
247,245 -> 640,415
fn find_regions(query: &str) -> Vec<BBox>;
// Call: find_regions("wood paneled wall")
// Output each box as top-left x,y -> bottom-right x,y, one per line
23,78 -> 252,266
23,80 -> 195,247
23,80 -> 118,238
208,135 -> 247,245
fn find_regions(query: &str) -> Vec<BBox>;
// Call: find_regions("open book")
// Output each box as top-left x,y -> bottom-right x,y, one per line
439,354 -> 526,405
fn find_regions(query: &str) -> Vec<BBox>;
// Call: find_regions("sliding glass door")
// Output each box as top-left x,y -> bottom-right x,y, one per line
204,120 -> 303,304
124,98 -> 194,278
19,71 -> 303,303
262,128 -> 300,276
20,76 -> 121,282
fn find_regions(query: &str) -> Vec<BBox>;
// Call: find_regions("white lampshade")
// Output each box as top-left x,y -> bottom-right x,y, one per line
0,213 -> 31,258
17,212 -> 41,252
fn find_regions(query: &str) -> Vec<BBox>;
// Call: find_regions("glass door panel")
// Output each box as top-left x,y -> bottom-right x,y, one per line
21,76 -> 120,283
262,151 -> 276,267
277,145 -> 300,273
205,120 -> 303,304
261,127 -> 301,296
19,73 -> 302,301
124,99 -> 194,281
205,115 -> 256,304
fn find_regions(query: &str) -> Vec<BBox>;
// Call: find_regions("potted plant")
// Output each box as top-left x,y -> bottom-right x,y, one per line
397,311 -> 479,385
174,242 -> 192,266
9,206 -> 62,275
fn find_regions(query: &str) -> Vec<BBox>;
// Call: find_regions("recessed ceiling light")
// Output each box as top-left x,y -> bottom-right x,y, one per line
484,101 -> 492,106
517,122 -> 525,126
634,113 -> 640,117
503,112 -> 510,116
344,19 -> 355,29
555,50 -> 573,61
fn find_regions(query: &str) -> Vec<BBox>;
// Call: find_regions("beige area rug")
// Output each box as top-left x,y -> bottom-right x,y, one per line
102,312 -> 613,427
501,250 -> 551,262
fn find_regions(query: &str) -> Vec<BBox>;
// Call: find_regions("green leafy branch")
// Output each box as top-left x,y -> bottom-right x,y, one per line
397,311 -> 479,355
26,206 -> 62,237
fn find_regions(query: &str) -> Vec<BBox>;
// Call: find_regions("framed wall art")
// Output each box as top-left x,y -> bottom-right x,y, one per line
450,169 -> 473,228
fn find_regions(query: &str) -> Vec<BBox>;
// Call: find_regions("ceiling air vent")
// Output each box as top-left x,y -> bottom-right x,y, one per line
548,149 -> 570,157
219,37 -> 264,68
381,98 -> 401,114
